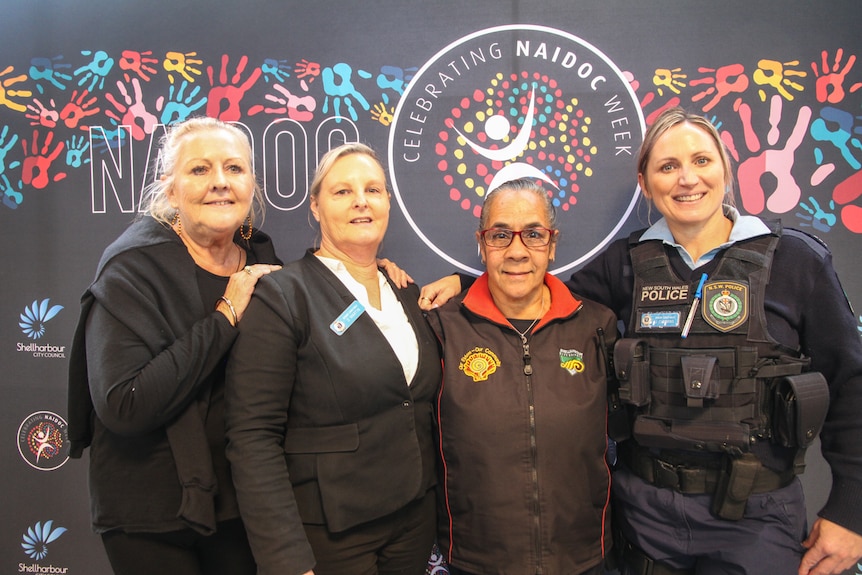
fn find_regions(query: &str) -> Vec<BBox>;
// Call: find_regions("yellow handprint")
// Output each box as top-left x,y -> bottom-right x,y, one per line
652,67 -> 687,96
164,51 -> 203,84
0,65 -> 33,112
753,59 -> 806,102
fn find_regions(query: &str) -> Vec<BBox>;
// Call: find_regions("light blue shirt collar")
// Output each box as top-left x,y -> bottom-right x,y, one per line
639,205 -> 771,269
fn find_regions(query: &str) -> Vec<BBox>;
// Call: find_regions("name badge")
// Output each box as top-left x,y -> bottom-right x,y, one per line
330,300 -> 365,335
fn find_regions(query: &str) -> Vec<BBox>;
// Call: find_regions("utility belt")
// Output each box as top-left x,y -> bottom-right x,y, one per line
621,445 -> 795,520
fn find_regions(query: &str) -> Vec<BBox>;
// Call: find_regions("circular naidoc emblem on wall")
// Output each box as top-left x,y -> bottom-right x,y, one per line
389,24 -> 644,274
17,411 -> 70,471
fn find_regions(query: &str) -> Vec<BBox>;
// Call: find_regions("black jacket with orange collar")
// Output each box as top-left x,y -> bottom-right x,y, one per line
428,272 -> 618,575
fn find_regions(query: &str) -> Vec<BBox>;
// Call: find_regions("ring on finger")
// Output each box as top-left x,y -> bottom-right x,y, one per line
244,265 -> 253,275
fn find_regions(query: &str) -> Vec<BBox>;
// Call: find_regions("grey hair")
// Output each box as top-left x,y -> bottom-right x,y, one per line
139,116 -> 265,226
478,178 -> 558,231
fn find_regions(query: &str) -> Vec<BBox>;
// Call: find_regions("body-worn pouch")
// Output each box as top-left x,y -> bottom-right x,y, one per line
712,453 -> 760,521
681,355 -> 719,406
614,338 -> 650,406
772,372 -> 829,448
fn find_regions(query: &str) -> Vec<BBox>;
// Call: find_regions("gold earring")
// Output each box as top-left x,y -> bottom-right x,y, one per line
171,212 -> 182,235
240,215 -> 252,240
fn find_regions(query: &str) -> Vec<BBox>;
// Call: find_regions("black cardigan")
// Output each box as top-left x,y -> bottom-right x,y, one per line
67,217 -> 281,534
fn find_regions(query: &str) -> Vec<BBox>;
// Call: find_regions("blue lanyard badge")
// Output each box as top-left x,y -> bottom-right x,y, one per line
330,300 -> 365,335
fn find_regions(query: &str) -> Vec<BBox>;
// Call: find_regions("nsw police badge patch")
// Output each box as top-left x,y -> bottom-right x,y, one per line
702,281 -> 748,332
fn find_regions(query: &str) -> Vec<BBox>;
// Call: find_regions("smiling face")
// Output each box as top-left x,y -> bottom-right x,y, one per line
310,152 -> 390,259
638,121 -> 728,238
166,128 -> 254,245
478,188 -> 557,316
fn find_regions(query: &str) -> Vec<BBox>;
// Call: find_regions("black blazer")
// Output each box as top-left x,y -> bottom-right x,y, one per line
225,250 -> 440,574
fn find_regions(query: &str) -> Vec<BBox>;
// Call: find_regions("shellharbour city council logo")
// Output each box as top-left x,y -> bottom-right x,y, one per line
17,298 -> 67,358
17,411 -> 70,471
389,24 -> 644,275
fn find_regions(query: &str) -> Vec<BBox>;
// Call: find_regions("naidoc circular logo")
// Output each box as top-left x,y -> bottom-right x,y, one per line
17,411 -> 70,471
389,25 -> 644,274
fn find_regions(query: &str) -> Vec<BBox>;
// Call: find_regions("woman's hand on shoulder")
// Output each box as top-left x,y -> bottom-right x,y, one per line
419,274 -> 462,310
378,257 -> 414,288
217,263 -> 282,325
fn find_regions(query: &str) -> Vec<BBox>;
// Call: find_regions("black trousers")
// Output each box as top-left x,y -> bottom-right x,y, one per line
303,489 -> 437,575
100,518 -> 255,575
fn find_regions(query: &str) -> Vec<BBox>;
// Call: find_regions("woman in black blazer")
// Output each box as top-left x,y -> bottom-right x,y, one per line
225,143 -> 441,575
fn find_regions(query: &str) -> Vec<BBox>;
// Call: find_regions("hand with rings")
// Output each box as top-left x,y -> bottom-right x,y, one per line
216,263 -> 283,325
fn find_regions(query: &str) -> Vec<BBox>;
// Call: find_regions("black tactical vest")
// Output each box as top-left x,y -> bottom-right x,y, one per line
618,221 -> 813,455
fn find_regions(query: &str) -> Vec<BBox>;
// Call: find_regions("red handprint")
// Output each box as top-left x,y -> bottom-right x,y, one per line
206,54 -> 262,121
811,49 -> 862,104
59,89 -> 101,130
119,50 -> 159,82
690,63 -> 749,113
21,130 -> 67,189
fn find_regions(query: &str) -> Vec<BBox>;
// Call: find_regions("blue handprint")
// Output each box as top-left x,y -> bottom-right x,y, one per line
65,135 -> 91,168
0,125 -> 21,174
376,65 -> 417,95
29,55 -> 72,94
90,124 -> 129,154
158,80 -> 207,125
322,62 -> 370,122
1,173 -> 24,210
74,50 -> 114,92
796,196 -> 837,233
261,58 -> 291,83
810,106 -> 862,170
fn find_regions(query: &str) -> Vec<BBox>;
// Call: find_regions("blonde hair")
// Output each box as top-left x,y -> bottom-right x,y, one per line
637,107 -> 736,209
309,142 -> 384,201
140,116 -> 265,226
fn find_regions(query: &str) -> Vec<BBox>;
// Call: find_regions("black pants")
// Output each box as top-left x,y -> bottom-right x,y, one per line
100,518 -> 255,575
448,562 -> 605,575
303,489 -> 437,575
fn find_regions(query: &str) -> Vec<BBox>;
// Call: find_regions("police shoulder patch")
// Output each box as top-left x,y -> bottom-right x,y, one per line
702,281 -> 748,332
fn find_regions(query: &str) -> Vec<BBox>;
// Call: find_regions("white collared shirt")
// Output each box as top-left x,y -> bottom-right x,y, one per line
316,254 -> 419,385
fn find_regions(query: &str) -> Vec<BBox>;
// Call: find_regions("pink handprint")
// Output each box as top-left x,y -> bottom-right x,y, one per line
248,83 -> 316,121
811,49 -> 862,104
59,89 -> 100,130
26,97 -> 60,128
105,79 -> 159,141
728,95 -> 811,214
0,65 -> 33,112
689,63 -> 749,113
119,50 -> 159,82
206,54 -> 262,121
21,130 -> 67,189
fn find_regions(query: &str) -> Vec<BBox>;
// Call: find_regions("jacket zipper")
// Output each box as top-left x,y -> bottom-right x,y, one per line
519,331 -> 543,574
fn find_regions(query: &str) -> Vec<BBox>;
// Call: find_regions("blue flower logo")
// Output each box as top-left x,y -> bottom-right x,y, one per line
21,520 -> 67,559
19,299 -> 64,339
